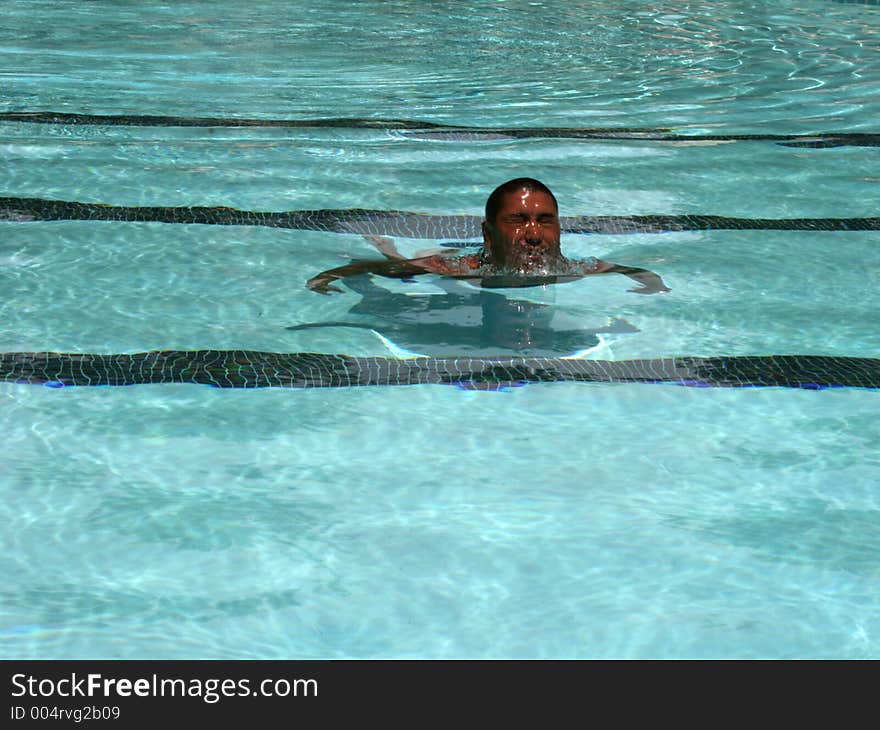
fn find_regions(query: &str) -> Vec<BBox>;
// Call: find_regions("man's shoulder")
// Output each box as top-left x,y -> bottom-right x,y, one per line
415,253 -> 482,275
559,256 -> 605,273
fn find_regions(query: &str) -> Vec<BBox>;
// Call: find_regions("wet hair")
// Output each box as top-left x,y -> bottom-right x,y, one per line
484,178 -> 558,226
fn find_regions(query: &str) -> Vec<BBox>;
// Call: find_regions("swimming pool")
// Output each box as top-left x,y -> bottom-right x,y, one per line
2,0 -> 879,658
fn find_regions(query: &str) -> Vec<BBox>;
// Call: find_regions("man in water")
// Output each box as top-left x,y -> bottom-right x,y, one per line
306,177 -> 670,295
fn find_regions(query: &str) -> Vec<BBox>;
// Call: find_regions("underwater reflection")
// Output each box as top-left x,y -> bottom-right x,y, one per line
288,272 -> 639,357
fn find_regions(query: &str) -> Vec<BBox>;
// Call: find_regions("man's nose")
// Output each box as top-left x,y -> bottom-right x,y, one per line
523,219 -> 542,241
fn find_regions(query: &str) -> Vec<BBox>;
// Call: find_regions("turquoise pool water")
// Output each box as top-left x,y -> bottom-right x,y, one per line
1,0 -> 879,658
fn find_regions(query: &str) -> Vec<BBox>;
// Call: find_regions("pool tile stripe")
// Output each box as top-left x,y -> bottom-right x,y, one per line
1,351 -> 878,390
1,112 -> 878,147
3,197 -> 879,237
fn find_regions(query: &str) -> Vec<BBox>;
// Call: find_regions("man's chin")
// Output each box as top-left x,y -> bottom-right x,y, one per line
511,251 -> 556,273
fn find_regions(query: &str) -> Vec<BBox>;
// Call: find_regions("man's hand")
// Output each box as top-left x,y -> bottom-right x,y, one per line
605,265 -> 671,295
364,235 -> 404,260
628,282 -> 671,295
306,275 -> 343,294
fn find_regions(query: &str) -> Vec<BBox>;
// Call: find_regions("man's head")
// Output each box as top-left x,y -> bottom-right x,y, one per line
482,178 -> 562,272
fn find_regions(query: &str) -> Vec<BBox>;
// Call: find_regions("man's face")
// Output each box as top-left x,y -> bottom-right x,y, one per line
482,189 -> 562,272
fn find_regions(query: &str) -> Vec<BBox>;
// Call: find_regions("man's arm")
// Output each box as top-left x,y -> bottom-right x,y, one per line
307,257 -> 435,294
595,261 -> 671,294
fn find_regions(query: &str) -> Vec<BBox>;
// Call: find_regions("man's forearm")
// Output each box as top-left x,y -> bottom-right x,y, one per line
307,259 -> 429,293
